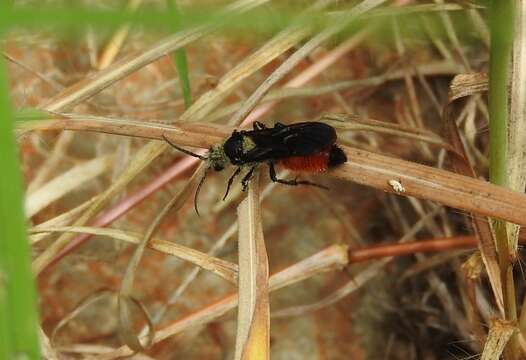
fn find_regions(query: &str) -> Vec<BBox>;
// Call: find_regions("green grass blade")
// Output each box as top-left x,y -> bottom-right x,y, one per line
0,56 -> 41,359
489,0 -> 513,187
488,1 -> 519,358
169,0 -> 192,109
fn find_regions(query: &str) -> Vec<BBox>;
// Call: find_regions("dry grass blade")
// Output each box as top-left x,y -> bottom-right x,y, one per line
489,5 -> 524,356
23,118 -> 526,229
177,0 -> 326,123
27,0 -> 294,277
207,61 -> 462,123
28,225 -> 238,283
16,112 -> 230,147
51,289 -> 114,348
231,0 -> 386,125
235,172 -> 269,360
36,145 -> 203,273
3,52 -> 62,91
469,7 -> 490,48
39,327 -> 59,360
518,3 -> 526,338
27,131 -> 74,194
436,0 -> 471,69
30,196 -> 101,244
444,74 -> 504,314
16,61 -> 461,136
268,245 -> 348,290
324,114 -> 455,152
273,259 -> 382,318
118,162 -> 207,352
461,253 -> 488,346
151,224 -> 239,325
392,18 -> 431,159
43,31 -> 202,112
32,140 -> 166,274
346,236 -> 477,264
41,0 -> 270,112
97,0 -> 143,70
56,344 -> 148,358
117,295 -> 154,353
481,319 -> 517,360
150,172 -> 289,327
21,22 -> 375,278
25,154 -> 114,218
507,0 -> 526,252
98,244 -> 348,359
56,344 -> 152,358
11,2 -> 513,357
288,208 -> 442,320
335,146 -> 526,227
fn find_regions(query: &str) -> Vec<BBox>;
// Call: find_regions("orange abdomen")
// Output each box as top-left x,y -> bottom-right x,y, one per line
279,152 -> 330,172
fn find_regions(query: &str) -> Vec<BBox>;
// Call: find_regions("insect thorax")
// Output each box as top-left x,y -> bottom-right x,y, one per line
222,131 -> 257,166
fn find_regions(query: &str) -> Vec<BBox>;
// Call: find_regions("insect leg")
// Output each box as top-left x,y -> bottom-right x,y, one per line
223,167 -> 242,200
241,166 -> 257,191
253,121 -> 267,130
268,162 -> 328,190
162,134 -> 207,160
274,122 -> 286,128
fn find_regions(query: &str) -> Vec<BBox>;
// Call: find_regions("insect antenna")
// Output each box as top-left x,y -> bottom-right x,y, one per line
194,167 -> 210,216
162,134 -> 207,160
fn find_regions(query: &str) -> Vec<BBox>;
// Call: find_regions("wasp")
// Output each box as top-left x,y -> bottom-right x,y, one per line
163,121 -> 347,214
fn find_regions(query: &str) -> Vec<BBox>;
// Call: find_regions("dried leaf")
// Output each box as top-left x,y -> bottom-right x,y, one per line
481,319 -> 516,360
448,72 -> 488,102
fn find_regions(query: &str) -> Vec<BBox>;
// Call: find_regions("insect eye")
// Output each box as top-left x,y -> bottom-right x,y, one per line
213,163 -> 225,171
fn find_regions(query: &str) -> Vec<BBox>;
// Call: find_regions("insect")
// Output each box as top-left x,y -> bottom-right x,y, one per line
163,121 -> 347,214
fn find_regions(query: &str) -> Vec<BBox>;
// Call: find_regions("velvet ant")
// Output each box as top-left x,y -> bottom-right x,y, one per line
163,121 -> 347,214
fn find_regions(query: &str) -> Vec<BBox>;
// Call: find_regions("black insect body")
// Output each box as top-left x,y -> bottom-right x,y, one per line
163,121 -> 347,214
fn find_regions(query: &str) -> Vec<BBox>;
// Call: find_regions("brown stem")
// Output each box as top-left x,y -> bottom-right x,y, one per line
348,231 -> 526,264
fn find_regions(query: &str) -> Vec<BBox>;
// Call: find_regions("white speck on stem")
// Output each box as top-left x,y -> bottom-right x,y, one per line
388,179 -> 405,194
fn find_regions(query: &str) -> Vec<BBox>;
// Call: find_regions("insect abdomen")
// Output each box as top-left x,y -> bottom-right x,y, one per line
279,145 -> 347,172
279,153 -> 330,172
